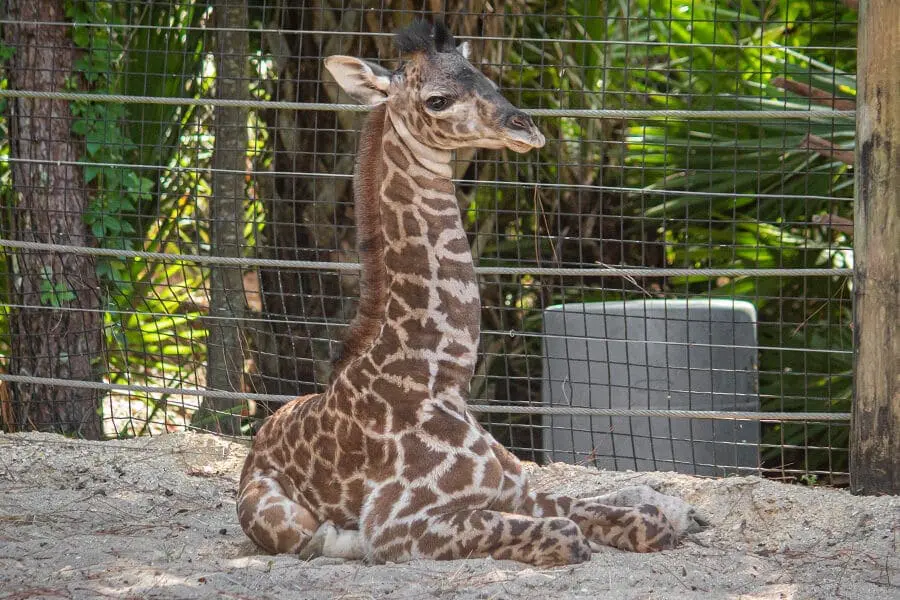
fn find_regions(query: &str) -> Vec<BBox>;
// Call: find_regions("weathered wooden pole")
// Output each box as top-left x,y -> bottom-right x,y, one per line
191,0 -> 250,435
850,0 -> 899,495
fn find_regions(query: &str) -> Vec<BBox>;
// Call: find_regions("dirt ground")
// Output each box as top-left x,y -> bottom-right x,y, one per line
0,432 -> 896,600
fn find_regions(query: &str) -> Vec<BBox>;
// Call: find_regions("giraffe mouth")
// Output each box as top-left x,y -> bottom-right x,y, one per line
499,109 -> 545,153
504,131 -> 546,153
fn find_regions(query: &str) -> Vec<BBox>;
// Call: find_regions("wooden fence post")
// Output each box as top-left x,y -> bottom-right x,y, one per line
850,0 -> 899,495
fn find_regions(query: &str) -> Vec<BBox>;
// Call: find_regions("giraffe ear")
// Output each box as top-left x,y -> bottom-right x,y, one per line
457,41 -> 471,60
324,56 -> 391,106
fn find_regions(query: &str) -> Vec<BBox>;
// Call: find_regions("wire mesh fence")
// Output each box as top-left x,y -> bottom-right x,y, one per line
0,1 -> 858,484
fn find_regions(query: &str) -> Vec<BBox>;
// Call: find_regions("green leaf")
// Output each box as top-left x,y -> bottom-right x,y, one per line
71,119 -> 89,135
72,28 -> 91,48
0,43 -> 15,62
83,164 -> 101,182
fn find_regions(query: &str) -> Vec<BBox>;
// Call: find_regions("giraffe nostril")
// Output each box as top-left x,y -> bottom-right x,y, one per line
507,113 -> 531,131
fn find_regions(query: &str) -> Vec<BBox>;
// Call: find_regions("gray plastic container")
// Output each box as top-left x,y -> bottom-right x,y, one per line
541,299 -> 759,476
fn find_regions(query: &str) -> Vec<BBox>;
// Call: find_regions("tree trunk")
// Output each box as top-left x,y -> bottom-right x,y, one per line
191,0 -> 251,434
2,0 -> 105,438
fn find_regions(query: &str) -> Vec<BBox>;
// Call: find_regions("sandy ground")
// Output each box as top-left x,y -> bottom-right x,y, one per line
0,432 -> 896,600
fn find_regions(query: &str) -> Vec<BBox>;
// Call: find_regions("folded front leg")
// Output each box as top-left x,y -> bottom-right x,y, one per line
585,485 -> 710,535
520,491 -> 678,552
363,508 -> 593,566
481,430 -> 687,552
567,499 -> 677,552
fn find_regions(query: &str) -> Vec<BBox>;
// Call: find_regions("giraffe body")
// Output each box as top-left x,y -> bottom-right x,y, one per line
238,21 -> 706,566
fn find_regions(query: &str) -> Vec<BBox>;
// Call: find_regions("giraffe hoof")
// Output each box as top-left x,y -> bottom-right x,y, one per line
298,522 -> 335,560
613,485 -> 711,536
559,520 -> 593,564
573,538 -> 593,563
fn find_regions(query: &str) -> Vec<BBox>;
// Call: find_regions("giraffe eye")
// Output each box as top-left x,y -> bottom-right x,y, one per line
426,96 -> 452,111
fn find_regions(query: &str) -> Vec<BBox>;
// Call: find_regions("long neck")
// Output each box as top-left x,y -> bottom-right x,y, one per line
332,104 -> 389,378
371,109 -> 481,402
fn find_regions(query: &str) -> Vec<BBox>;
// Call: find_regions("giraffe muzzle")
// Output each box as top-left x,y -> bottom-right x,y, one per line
501,110 -> 546,152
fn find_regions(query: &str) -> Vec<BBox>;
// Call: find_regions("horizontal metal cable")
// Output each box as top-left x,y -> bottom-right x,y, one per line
0,155 -> 853,205
0,373 -> 850,422
0,239 -> 853,278
0,238 -> 359,272
0,299 -> 854,358
492,329 -> 854,355
0,19 -> 857,52
466,405 -> 850,421
0,373 -> 297,403
0,90 -> 856,121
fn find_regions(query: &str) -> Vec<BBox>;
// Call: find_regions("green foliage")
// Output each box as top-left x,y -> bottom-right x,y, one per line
485,0 -> 857,476
105,253 -> 207,437
617,0 -> 855,476
121,3 -> 209,170
66,0 -> 143,293
38,267 -> 76,308
57,1 -> 214,434
65,1 -> 208,298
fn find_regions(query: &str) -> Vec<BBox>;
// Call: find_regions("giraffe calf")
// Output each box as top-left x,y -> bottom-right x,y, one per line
237,20 -> 707,567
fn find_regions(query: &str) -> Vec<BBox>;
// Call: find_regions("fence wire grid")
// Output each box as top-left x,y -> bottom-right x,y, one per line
0,1 -> 858,483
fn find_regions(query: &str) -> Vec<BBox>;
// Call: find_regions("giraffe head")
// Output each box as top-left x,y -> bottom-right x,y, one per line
325,20 -> 545,154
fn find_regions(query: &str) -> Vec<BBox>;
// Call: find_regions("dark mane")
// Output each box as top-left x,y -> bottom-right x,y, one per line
432,20 -> 456,52
395,19 -> 456,55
